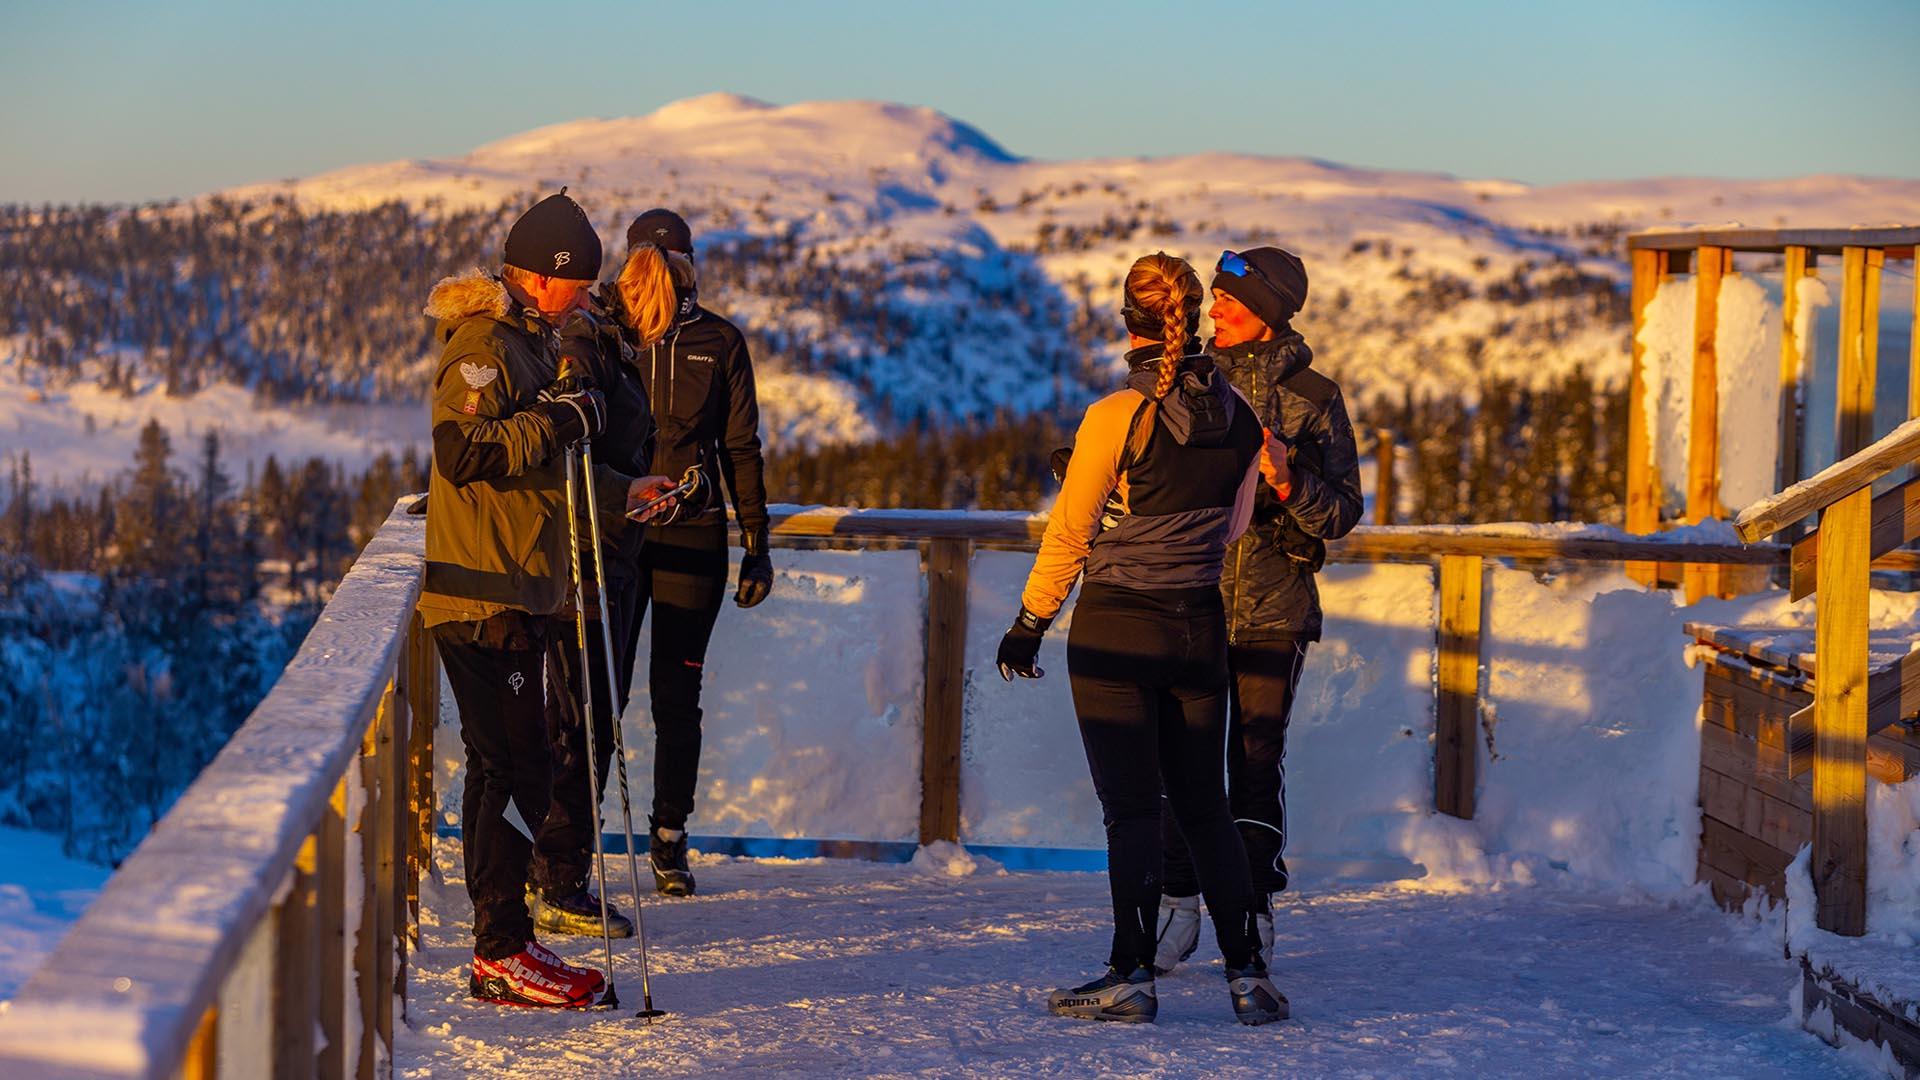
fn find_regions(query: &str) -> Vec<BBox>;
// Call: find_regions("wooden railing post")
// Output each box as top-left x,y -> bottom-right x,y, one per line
182,1005 -> 217,1080
372,693 -> 398,1077
1627,247 -> 1670,585
1778,246 -> 1813,497
1374,429 -> 1397,526
1837,246 -> 1884,461
1910,251 -> 1920,423
317,779 -> 348,1080
353,721 -> 379,1080
1813,486 -> 1872,936
1436,554 -> 1484,819
403,610 -> 439,952
1686,246 -> 1731,603
919,538 -> 971,844
273,836 -> 322,1080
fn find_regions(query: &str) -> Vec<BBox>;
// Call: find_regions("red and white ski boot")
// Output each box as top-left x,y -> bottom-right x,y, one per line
471,942 -> 607,1008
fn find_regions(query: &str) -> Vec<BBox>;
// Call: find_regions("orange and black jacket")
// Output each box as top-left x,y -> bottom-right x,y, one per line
1022,347 -> 1263,621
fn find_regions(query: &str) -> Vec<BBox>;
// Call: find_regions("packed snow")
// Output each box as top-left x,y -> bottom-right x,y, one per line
398,837 -> 1860,1078
0,826 -> 109,1002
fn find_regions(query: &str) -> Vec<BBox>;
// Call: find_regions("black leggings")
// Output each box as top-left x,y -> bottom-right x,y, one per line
634,523 -> 729,832
1163,639 -> 1308,898
1068,583 -> 1257,971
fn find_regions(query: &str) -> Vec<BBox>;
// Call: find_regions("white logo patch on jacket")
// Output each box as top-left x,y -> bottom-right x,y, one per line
460,362 -> 499,389
687,354 -> 717,364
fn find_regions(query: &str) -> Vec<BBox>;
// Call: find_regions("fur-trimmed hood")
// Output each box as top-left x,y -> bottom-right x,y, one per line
423,268 -> 513,338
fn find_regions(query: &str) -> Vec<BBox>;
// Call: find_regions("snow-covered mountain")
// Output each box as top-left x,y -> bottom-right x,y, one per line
230,91 -> 1919,399
13,94 -> 1918,486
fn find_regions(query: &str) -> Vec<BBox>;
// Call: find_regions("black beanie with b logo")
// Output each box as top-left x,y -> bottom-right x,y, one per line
504,189 -> 602,281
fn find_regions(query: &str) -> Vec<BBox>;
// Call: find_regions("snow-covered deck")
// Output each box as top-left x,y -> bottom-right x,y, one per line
400,841 -> 1853,1079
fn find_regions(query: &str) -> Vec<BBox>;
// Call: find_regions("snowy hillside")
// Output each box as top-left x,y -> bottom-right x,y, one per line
230,91 -> 1920,399
12,94 -> 1917,487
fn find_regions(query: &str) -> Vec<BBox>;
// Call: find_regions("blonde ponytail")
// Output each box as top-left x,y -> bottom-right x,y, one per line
614,243 -> 697,347
1122,253 -> 1203,460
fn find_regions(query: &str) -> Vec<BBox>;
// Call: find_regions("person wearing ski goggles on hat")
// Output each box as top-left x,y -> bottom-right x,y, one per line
1150,247 -> 1363,986
997,252 -> 1287,1027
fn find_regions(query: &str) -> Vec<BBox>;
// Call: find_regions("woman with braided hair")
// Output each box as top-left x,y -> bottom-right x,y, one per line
997,252 -> 1288,1026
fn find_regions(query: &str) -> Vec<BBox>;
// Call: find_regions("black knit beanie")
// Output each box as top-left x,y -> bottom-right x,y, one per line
503,189 -> 602,281
627,208 -> 694,254
1211,246 -> 1309,332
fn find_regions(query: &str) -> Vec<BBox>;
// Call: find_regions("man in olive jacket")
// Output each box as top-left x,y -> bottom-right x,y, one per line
1156,246 -> 1364,975
421,191 -> 620,1006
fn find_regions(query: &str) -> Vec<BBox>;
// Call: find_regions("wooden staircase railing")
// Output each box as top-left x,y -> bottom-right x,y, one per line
1735,416 -> 1920,935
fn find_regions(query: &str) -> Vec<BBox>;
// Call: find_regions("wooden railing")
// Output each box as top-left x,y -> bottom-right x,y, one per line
757,506 -> 1920,834
0,502 -> 441,1080
1,500 -> 1900,1077
1624,225 -> 1920,600
1734,416 -> 1920,936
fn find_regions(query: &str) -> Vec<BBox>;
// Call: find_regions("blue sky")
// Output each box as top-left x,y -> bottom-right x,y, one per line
3,0 -> 1916,203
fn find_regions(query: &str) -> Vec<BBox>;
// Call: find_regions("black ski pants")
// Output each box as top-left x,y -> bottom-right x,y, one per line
434,620 -> 551,960
530,562 -> 639,895
1068,583 -> 1257,972
636,523 -> 729,833
1163,638 -> 1308,899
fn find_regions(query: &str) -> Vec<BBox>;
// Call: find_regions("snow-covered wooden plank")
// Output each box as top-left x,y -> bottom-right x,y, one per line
0,501 -> 426,1079
1734,416 -> 1920,542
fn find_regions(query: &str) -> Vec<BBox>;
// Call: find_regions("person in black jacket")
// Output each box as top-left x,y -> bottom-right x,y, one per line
1154,247 -> 1364,976
527,297 -> 662,939
604,208 -> 773,897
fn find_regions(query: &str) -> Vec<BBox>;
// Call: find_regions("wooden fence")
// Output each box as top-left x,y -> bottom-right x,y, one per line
2,501 -> 1908,1078
0,504 -> 440,1080
1624,226 -> 1920,600
1735,417 -> 1920,935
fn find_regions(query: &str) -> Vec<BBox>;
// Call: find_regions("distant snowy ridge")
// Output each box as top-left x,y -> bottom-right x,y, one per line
226,93 -> 1920,406
16,95 -> 1915,486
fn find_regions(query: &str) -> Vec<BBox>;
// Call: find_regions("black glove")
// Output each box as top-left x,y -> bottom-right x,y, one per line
996,606 -> 1051,681
537,376 -> 606,446
736,527 -> 773,609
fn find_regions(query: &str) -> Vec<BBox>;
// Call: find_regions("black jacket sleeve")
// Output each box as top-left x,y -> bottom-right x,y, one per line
1282,387 -> 1364,541
560,316 -> 654,479
715,327 -> 770,535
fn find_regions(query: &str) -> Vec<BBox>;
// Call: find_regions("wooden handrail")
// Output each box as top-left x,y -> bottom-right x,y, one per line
0,502 -> 428,1079
1627,226 -> 1920,253
763,505 -> 1920,569
1734,417 -> 1920,542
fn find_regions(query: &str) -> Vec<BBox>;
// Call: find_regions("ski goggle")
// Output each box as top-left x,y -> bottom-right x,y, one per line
1217,250 -> 1283,297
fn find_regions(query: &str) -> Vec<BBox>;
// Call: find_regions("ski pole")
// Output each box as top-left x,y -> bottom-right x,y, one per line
579,441 -> 667,1021
562,444 -> 621,1008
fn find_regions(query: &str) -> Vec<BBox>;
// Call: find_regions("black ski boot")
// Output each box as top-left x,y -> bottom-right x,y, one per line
1225,957 -> 1289,1025
650,828 -> 696,897
530,884 -> 634,938
1048,965 -> 1157,1023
